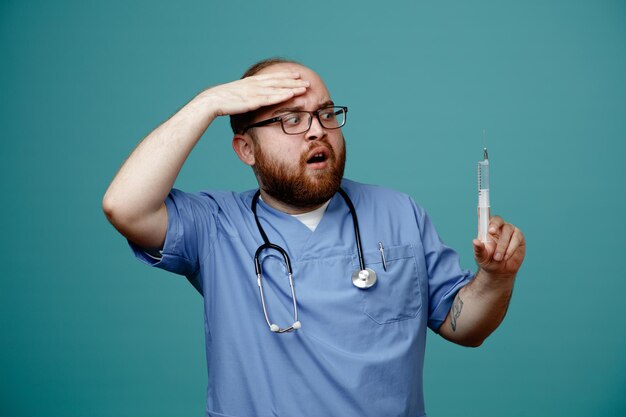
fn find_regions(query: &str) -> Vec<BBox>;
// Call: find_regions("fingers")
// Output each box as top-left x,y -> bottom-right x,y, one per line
243,73 -> 309,103
493,222 -> 514,261
209,73 -> 310,117
252,71 -> 302,81
248,72 -> 310,90
257,85 -> 307,97
485,215 -> 524,262
472,239 -> 490,266
488,215 -> 504,235
474,214 -> 526,276
487,215 -> 510,261
257,77 -> 310,89
254,86 -> 307,108
504,227 -> 525,261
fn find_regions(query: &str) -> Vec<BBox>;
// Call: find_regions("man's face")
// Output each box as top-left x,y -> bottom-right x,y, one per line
248,64 -> 346,208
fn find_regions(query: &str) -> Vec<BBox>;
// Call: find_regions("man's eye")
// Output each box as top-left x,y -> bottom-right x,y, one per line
320,110 -> 336,120
283,115 -> 301,125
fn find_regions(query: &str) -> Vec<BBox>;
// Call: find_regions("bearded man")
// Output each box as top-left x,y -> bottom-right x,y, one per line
103,58 -> 525,417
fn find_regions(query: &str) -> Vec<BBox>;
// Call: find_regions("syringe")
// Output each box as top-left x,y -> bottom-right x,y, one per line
478,148 -> 491,243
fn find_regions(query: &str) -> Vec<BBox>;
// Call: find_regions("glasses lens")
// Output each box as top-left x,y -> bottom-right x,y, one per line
319,107 -> 346,129
281,112 -> 311,134
278,107 -> 347,134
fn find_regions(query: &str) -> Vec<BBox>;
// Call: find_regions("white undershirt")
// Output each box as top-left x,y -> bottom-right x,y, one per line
290,200 -> 331,231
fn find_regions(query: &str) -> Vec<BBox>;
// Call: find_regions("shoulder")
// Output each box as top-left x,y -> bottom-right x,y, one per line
166,188 -> 257,237
169,188 -> 255,210
340,178 -> 427,223
341,178 -> 417,205
341,178 -> 406,196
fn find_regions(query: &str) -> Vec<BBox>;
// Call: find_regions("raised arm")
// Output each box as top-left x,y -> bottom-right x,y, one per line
102,72 -> 309,249
438,216 -> 526,347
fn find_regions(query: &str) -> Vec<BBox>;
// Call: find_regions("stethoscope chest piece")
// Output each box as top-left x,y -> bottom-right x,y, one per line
352,268 -> 377,289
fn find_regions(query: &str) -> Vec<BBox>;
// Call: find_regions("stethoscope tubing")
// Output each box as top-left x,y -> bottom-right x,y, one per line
337,188 -> 366,272
251,188 -> 367,271
251,188 -> 369,333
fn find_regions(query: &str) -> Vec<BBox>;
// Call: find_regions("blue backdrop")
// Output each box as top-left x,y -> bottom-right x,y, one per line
1,1 -> 625,416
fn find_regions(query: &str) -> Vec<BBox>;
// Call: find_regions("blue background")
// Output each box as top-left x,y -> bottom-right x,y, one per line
1,0 -> 625,415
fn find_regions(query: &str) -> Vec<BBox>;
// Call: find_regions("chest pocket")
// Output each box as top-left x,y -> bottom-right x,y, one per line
353,243 -> 422,324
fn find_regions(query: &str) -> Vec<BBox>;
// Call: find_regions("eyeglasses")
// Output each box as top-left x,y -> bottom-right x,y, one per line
242,106 -> 348,135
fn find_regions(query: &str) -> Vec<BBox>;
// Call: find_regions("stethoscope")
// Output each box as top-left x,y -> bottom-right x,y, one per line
251,188 -> 377,333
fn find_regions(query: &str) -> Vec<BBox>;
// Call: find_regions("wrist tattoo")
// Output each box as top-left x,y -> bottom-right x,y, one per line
450,294 -> 464,332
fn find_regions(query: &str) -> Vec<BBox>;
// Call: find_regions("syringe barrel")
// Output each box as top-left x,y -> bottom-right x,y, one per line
478,158 -> 491,243
478,159 -> 490,191
478,189 -> 490,207
478,159 -> 490,207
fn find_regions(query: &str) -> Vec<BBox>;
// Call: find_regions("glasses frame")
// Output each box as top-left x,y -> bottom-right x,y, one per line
242,106 -> 348,135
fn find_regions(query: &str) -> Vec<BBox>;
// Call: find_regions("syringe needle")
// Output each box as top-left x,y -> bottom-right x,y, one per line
483,128 -> 487,149
484,147 -> 488,160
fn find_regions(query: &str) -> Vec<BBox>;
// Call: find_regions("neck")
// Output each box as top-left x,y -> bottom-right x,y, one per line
259,189 -> 327,215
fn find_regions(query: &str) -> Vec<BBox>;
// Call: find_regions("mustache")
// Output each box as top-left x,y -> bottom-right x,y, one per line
306,142 -> 332,153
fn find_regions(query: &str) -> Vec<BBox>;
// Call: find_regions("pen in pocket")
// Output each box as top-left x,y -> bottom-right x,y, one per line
378,242 -> 388,271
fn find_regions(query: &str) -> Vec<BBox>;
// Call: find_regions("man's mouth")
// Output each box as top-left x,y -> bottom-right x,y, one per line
306,147 -> 331,167
307,152 -> 327,164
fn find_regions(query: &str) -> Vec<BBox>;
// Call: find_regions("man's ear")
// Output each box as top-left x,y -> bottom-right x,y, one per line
232,134 -> 255,166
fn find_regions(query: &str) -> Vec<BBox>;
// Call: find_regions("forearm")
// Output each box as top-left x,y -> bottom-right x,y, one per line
439,269 -> 515,347
102,91 -> 217,240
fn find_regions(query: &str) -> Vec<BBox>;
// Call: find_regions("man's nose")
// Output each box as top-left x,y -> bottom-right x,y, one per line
305,115 -> 326,141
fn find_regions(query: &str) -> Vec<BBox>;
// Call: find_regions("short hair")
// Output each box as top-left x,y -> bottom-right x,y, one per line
229,57 -> 302,135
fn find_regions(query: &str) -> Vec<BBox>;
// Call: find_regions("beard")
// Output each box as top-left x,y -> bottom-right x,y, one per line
253,137 -> 346,209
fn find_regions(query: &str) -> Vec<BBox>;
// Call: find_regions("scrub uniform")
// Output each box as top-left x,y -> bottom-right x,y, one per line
131,179 -> 472,417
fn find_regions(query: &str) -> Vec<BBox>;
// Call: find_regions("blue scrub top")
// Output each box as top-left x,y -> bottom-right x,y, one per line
131,179 -> 472,417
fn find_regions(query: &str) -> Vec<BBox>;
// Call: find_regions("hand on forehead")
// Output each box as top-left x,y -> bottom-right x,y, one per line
257,63 -> 331,109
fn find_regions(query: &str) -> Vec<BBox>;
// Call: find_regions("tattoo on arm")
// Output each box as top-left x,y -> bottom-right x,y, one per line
450,294 -> 464,332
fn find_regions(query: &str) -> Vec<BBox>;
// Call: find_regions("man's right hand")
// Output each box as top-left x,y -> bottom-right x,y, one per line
201,71 -> 310,119
102,72 -> 309,250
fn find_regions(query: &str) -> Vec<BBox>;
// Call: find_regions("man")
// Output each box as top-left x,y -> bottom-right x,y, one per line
103,58 -> 525,417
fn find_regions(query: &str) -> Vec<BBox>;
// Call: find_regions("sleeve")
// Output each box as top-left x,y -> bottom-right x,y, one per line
413,201 -> 473,332
128,188 -> 219,292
